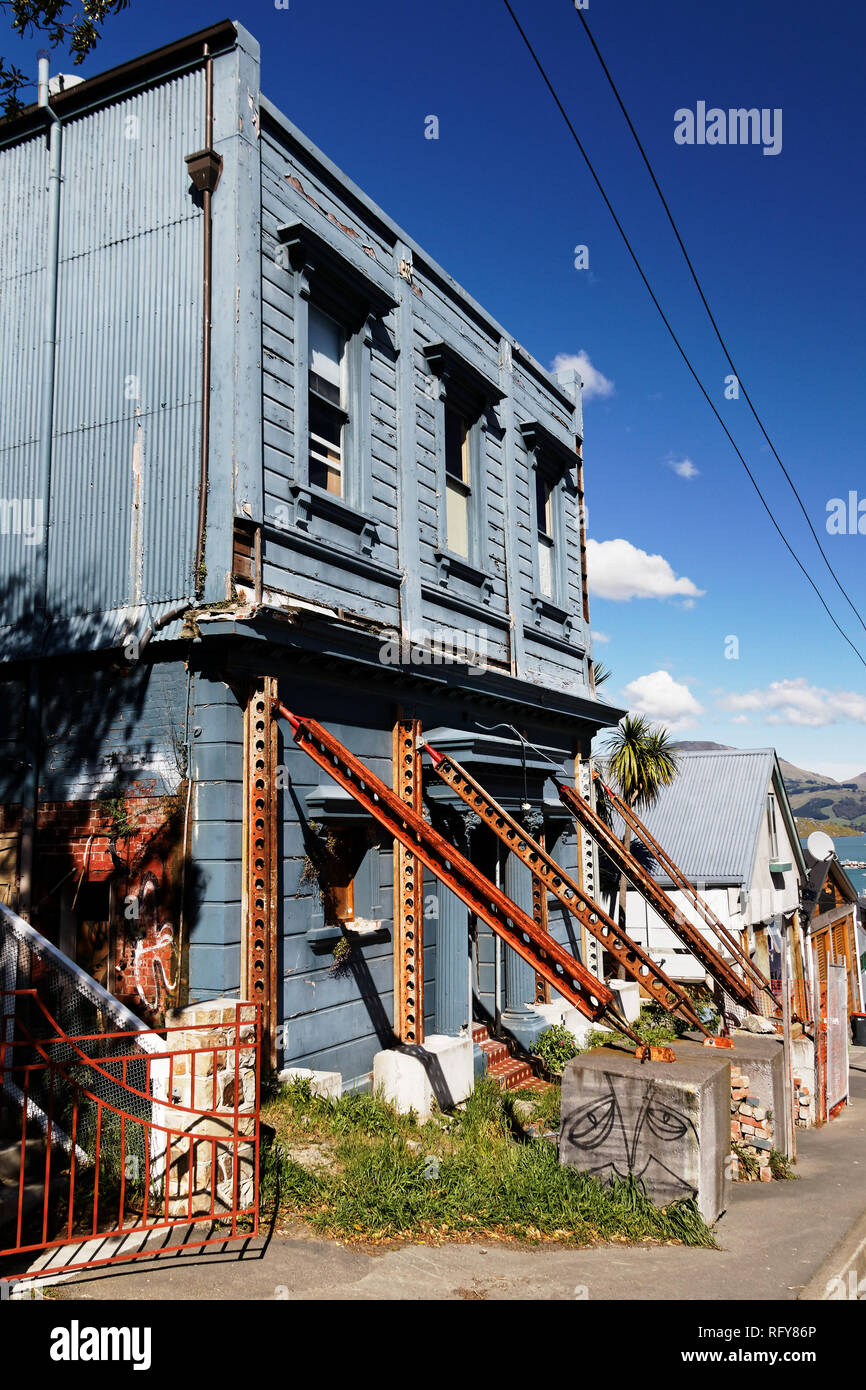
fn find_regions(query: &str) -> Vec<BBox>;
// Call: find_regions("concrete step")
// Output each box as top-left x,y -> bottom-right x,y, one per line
0,1136 -> 46,1183
473,1022 -> 546,1090
0,1177 -> 49,1233
492,1062 -> 535,1090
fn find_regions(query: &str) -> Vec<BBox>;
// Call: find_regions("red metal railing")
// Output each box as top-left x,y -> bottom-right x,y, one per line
0,991 -> 260,1283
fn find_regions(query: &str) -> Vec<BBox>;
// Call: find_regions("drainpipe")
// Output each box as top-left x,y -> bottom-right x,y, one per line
20,54 -> 64,921
36,50 -> 62,623
187,44 -> 222,601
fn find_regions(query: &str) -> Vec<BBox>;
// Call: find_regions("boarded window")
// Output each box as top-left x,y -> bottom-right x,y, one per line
232,520 -> 255,582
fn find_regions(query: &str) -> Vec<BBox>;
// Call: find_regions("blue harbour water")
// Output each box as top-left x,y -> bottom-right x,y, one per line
833,833 -> 866,896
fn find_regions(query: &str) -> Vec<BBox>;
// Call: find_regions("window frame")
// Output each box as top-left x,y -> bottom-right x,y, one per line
767,793 -> 780,862
277,220 -> 398,527
423,341 -> 504,575
307,302 -> 350,499
520,419 -> 581,620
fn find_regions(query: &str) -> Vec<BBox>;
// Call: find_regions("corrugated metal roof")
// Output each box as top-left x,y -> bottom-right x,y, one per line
620,749 -> 776,886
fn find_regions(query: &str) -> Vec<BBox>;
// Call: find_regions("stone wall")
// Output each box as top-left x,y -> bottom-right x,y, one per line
153,998 -> 258,1219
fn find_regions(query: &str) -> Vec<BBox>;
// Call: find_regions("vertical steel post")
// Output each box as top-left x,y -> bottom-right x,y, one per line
243,678 -> 278,1068
392,717 -> 424,1044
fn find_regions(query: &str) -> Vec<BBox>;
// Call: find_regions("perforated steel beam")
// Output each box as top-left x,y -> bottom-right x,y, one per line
558,782 -> 759,1012
593,773 -> 776,1006
425,744 -> 707,1033
273,706 -> 629,1033
392,717 -> 424,1045
243,678 -> 278,1068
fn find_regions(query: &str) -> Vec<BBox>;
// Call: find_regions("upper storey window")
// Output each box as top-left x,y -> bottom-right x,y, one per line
308,304 -> 348,497
520,419 -> 581,617
424,341 -> 503,574
535,470 -> 555,598
444,403 -> 472,558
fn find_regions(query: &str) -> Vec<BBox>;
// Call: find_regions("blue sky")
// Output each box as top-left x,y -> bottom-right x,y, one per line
7,0 -> 865,777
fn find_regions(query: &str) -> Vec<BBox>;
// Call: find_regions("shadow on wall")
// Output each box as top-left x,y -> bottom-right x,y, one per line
0,571 -> 203,1024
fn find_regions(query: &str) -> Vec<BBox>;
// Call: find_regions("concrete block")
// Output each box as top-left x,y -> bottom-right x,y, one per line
373,1034 -> 474,1119
608,979 -> 641,1023
278,1067 -> 342,1099
559,1045 -> 731,1224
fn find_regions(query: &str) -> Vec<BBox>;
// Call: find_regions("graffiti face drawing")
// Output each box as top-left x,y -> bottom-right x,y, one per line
565,1072 -> 698,1203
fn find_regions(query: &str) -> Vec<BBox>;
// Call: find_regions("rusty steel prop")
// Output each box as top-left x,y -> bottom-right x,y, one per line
424,743 -> 709,1035
593,772 -> 777,1008
558,782 -> 759,1013
274,705 -> 635,1035
392,717 -> 424,1045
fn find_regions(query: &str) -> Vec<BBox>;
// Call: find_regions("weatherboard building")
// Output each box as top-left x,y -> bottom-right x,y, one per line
0,21 -> 623,1086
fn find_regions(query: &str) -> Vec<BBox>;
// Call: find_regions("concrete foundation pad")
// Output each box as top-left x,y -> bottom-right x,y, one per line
278,1067 -> 342,1100
531,1001 -> 610,1050
373,1035 -> 475,1118
559,1046 -> 731,1223
608,980 -> 641,1023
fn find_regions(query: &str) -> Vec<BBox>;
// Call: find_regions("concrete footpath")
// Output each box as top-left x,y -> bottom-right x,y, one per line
50,1047 -> 866,1303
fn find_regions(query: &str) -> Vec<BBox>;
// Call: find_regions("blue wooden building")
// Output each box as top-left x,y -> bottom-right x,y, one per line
0,21 -> 623,1088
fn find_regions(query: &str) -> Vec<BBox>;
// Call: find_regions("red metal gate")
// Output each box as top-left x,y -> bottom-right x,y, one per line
0,991 -> 260,1284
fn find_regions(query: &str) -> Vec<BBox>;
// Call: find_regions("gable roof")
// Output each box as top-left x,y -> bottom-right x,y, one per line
620,748 -> 799,888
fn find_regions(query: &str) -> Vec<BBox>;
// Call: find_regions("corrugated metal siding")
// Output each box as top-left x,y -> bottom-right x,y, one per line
629,749 -> 775,885
0,133 -> 50,630
0,70 -> 203,650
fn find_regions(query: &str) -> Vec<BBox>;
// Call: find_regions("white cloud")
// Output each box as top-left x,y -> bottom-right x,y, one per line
550,351 -> 614,401
586,538 -> 705,603
719,678 -> 866,728
622,670 -> 704,730
591,630 -> 611,645
669,457 -> 699,480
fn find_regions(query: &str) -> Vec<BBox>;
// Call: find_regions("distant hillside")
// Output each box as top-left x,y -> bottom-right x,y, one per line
795,818 -> 859,838
671,742 -> 866,831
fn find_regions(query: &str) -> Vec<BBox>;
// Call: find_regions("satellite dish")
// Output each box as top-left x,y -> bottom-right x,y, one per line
806,830 -> 835,864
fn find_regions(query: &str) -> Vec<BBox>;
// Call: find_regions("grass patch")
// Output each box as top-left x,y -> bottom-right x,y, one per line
769,1148 -> 798,1180
510,1083 -> 562,1134
260,1077 -> 716,1249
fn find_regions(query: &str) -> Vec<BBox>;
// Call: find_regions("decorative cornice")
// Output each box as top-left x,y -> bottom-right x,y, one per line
277,220 -> 397,320
519,419 -> 580,475
423,341 -> 505,406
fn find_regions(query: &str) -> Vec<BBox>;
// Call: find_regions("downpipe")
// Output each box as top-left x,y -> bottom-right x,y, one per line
20,53 -> 63,920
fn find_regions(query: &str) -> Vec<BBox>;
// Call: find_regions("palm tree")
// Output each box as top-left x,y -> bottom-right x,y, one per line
600,715 -> 680,950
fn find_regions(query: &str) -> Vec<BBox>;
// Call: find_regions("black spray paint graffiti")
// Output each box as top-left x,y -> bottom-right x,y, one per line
564,1072 -> 698,1203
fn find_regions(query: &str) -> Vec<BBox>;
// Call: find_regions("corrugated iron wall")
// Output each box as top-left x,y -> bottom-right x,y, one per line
0,133 -> 50,634
0,70 -> 204,651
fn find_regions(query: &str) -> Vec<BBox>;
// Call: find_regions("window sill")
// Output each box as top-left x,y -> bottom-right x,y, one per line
434,548 -> 495,600
290,481 -> 376,545
305,922 -> 391,953
530,592 -> 571,625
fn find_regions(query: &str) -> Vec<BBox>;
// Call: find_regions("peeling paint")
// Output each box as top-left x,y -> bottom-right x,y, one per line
247,90 -> 260,139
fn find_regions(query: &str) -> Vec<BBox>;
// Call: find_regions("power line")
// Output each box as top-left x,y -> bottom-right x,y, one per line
571,4 -> 866,639
500,0 -> 866,671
